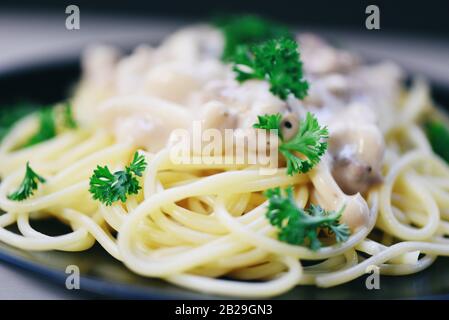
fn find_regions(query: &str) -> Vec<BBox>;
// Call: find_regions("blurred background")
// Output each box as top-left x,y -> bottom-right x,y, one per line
2,0 -> 449,35
0,0 -> 449,299
1,0 -> 449,84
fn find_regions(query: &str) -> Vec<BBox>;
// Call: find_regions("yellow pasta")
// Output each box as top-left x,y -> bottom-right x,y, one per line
0,24 -> 448,298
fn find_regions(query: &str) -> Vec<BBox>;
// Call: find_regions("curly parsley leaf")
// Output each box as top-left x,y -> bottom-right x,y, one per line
8,162 -> 46,201
232,37 -> 309,100
215,15 -> 292,62
253,113 -> 283,139
89,166 -> 140,206
306,204 -> 351,243
89,152 -> 147,206
127,151 -> 147,177
253,112 -> 328,175
424,120 -> 449,163
264,187 -> 350,250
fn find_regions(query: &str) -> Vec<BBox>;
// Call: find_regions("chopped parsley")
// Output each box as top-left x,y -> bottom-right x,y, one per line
265,187 -> 350,250
89,152 -> 147,206
232,37 -> 309,100
215,15 -> 292,62
8,162 -> 46,201
253,113 -> 284,138
253,112 -> 328,175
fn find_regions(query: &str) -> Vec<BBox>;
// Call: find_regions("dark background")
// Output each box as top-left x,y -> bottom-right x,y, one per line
1,0 -> 449,38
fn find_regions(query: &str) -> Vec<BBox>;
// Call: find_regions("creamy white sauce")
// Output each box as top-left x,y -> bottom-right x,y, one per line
75,25 -> 404,230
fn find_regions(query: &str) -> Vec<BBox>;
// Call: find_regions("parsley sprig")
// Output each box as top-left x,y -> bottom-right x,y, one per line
265,187 -> 350,250
89,152 -> 147,206
253,112 -> 328,175
215,15 -> 292,62
8,162 -> 46,201
232,37 -> 309,100
253,113 -> 283,138
217,15 -> 309,101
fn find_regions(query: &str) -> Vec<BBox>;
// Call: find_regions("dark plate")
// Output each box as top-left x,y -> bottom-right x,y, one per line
1,58 -> 449,300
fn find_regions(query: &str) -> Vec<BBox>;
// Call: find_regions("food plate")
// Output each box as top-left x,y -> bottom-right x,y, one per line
1,54 -> 449,300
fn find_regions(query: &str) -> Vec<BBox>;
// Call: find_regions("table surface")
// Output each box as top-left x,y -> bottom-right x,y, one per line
0,9 -> 448,299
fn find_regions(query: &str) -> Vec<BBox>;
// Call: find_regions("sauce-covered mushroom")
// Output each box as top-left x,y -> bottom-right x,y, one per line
327,103 -> 385,195
280,113 -> 300,141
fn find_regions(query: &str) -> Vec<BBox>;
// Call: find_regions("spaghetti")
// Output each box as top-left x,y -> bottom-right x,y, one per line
0,24 -> 449,298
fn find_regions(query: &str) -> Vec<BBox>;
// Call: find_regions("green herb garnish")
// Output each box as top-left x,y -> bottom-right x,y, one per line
232,37 -> 309,100
265,187 -> 350,250
89,152 -> 147,206
215,15 -> 292,62
8,162 -> 46,201
253,112 -> 328,175
253,113 -> 284,138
